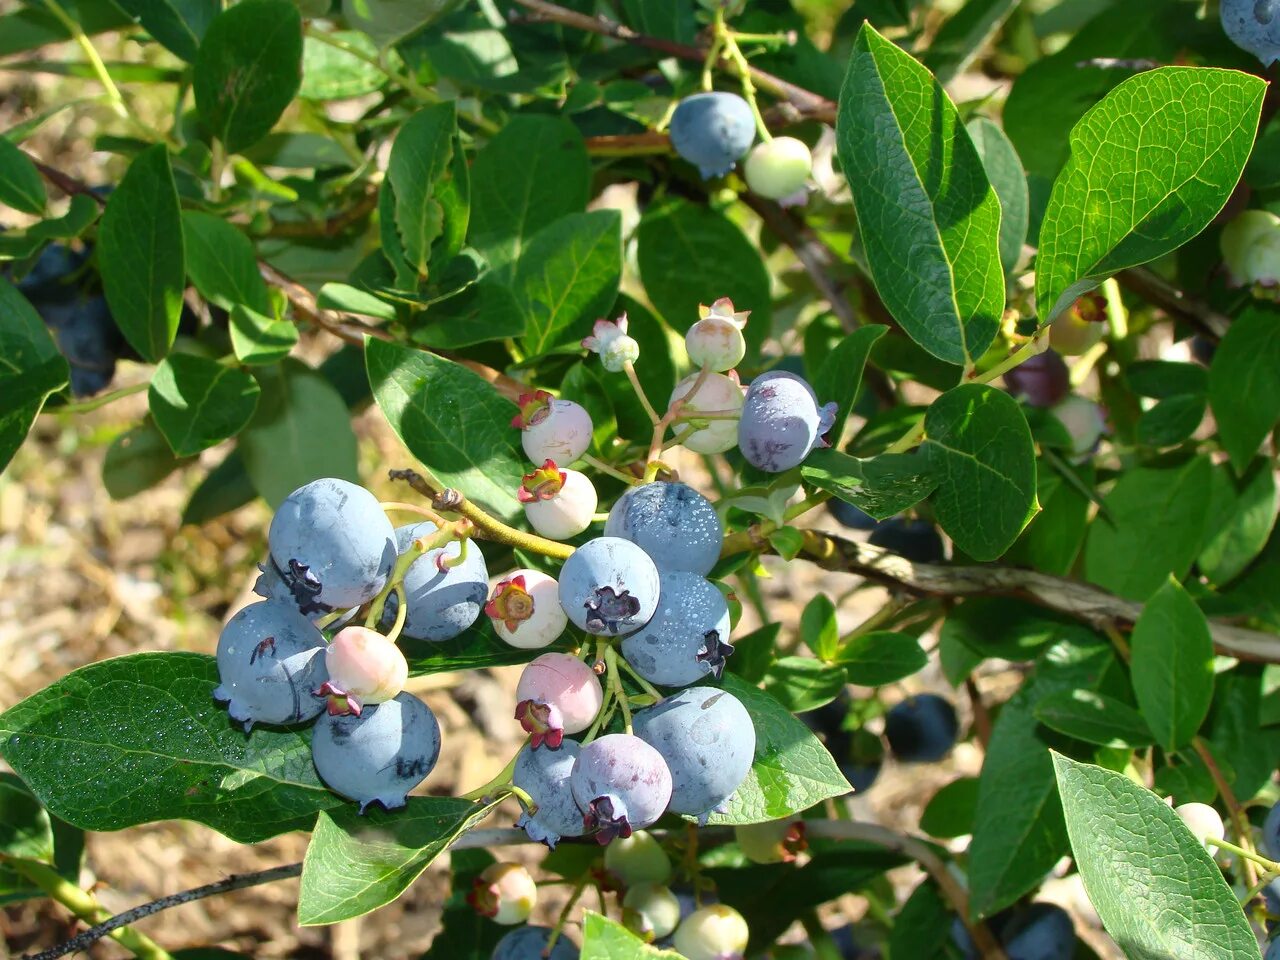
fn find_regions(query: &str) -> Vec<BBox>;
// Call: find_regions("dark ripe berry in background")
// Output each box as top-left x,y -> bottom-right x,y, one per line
868,518 -> 946,564
1003,349 -> 1070,408
884,693 -> 959,763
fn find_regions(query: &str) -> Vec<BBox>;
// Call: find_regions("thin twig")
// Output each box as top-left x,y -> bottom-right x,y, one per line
1116,267 -> 1231,339
1193,737 -> 1259,889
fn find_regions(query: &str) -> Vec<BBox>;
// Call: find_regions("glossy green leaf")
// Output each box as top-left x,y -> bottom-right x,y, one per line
0,3 -> 134,58
366,339 -> 524,522
0,136 -> 45,214
115,0 -> 218,61
229,305 -> 299,366
1199,460 -> 1277,585
515,211 -> 622,357
149,354 -> 261,457
813,325 -> 887,445
707,674 -> 852,825
835,631 -> 928,687
0,193 -> 99,260
924,0 -> 1017,82
412,280 -> 524,350
194,0 -> 303,153
102,419 -> 184,499
98,144 -> 184,362
1130,577 -> 1214,751
924,383 -> 1038,561
801,449 -> 938,521
298,796 -> 499,925
1053,754 -> 1257,960
966,117 -> 1028,276
1208,305 -> 1280,473
764,657 -> 847,712
968,641 -> 1120,919
181,211 -> 270,314
0,653 -> 340,842
238,358 -> 359,508
341,0 -> 461,48
403,619 -> 571,677
581,912 -> 679,959
636,198 -> 772,356
836,23 -> 1003,366
800,594 -> 839,661
941,597 -> 1089,663
300,30 -> 386,99
1035,67 -> 1264,322
468,115 -> 590,273
919,777 -> 980,840
1126,360 -> 1207,399
1003,463 -> 1091,576
1084,456 -> 1212,601
1033,690 -> 1155,749
887,881 -> 955,959
0,773 -> 53,861
387,103 -> 467,280
0,279 -> 68,474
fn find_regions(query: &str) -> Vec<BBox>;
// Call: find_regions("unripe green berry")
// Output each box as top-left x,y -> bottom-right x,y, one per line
622,883 -> 682,940
744,137 -> 812,203
674,904 -> 750,960
1175,802 -> 1225,851
735,816 -> 807,865
1222,210 -> 1280,287
604,829 -> 672,886
467,861 -> 537,925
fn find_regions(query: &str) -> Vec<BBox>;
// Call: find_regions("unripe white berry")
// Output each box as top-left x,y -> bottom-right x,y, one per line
744,137 -> 813,202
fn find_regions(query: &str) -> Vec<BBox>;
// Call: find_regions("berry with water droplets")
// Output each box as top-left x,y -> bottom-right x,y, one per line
315,625 -> 408,717
515,652 -> 603,748
1221,0 -> 1280,65
486,570 -> 567,650
605,481 -> 723,577
213,600 -> 328,731
571,733 -> 673,843
311,692 -> 441,812
558,537 -> 661,636
513,390 -> 593,465
737,371 -> 837,473
621,572 -> 733,687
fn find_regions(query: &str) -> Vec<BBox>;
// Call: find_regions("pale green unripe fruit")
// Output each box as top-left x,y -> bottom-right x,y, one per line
744,137 -> 812,202
1222,209 -> 1280,286
604,829 -> 672,886
686,316 -> 747,371
1049,298 -> 1106,355
735,816 -> 806,864
1052,395 -> 1107,460
622,883 -> 682,940
1174,802 -> 1225,850
674,904 -> 750,960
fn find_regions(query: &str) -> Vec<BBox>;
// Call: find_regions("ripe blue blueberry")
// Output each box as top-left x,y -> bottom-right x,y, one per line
884,694 -> 959,763
1263,799 -> 1280,860
380,522 -> 488,642
621,571 -> 733,687
867,518 -> 946,564
604,481 -> 724,577
255,562 -> 357,627
557,537 -> 661,636
1003,350 -> 1070,409
268,478 -> 398,614
311,692 -> 441,812
737,371 -> 837,473
999,903 -> 1075,960
633,687 -> 755,822
1268,939 -> 1280,960
512,738 -> 587,848
827,499 -> 879,531
1222,0 -> 1280,64
571,733 -> 673,843
668,92 -> 756,179
490,925 -> 578,960
213,599 -> 327,731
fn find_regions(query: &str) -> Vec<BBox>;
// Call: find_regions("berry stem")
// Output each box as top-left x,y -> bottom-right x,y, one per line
700,12 -> 725,92
40,0 -> 129,119
382,584 -> 408,644
717,19 -> 772,142
460,747 -> 524,801
365,523 -> 466,629
545,875 -> 590,955
379,500 -> 450,526
1206,836 -> 1278,873
581,453 -> 641,486
623,360 -> 662,426
647,364 -> 713,464
49,381 -> 148,414
314,607 -> 353,630
604,646 -> 633,734
615,654 -> 663,700
1194,735 -> 1261,888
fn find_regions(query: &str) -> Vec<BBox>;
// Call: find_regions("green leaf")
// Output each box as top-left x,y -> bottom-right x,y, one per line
412,280 -> 525,350
229,304 -> 299,365
764,657 -> 847,713
148,354 -> 261,457
1208,305 -> 1280,473
887,881 -> 955,959
1135,394 -> 1205,448
636,198 -> 772,357
941,597 -> 1089,663
1052,754 -> 1257,960
419,849 -> 505,960
182,449 -> 257,525
0,193 -> 99,260
618,0 -> 696,43
238,359 -> 359,508
297,796 -> 499,925
1084,456 -> 1212,601
581,912 -> 680,959
1126,359 -> 1208,399
1002,463 -> 1091,576
115,0 -> 218,62
1035,67 -> 1265,322
300,30 -> 386,99
725,621 -> 779,685
1198,459 -> 1278,585
515,210 -> 622,358
924,0 -> 1017,83
0,279 -> 68,474
341,0 -> 461,48
0,136 -> 45,214
835,631 -> 928,687
1033,690 -> 1155,749
98,144 -> 184,362
836,23 -> 1003,366
366,339 -> 524,523
194,0 -> 303,153
706,674 -> 852,825
102,419 -> 185,499
919,777 -> 980,840
468,115 -> 590,273
923,383 -> 1038,561
966,118 -> 1028,276
403,619 -> 571,676
0,653 -> 340,842
387,103 -> 467,280
181,211 -> 270,314
800,595 -> 839,661
968,641 -> 1121,919
801,449 -> 938,521
1129,577 -> 1214,751
766,526 -> 805,561
0,773 -> 53,861
813,325 -> 887,445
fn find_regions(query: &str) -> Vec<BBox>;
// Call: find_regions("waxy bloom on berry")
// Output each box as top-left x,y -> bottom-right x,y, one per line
512,390 -> 594,464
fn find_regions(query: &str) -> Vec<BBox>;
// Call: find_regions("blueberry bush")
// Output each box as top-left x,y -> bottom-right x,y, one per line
2,0 -> 1280,958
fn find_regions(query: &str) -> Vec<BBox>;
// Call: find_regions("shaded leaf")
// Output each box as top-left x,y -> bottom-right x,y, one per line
1034,690 -> 1155,749
1130,577 -> 1214,751
0,136 -> 45,214
1208,305 -> 1280,473
149,354 -> 261,457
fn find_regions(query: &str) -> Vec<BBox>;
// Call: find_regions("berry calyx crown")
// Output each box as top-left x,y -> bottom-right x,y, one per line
511,390 -> 554,430
518,460 -> 566,503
